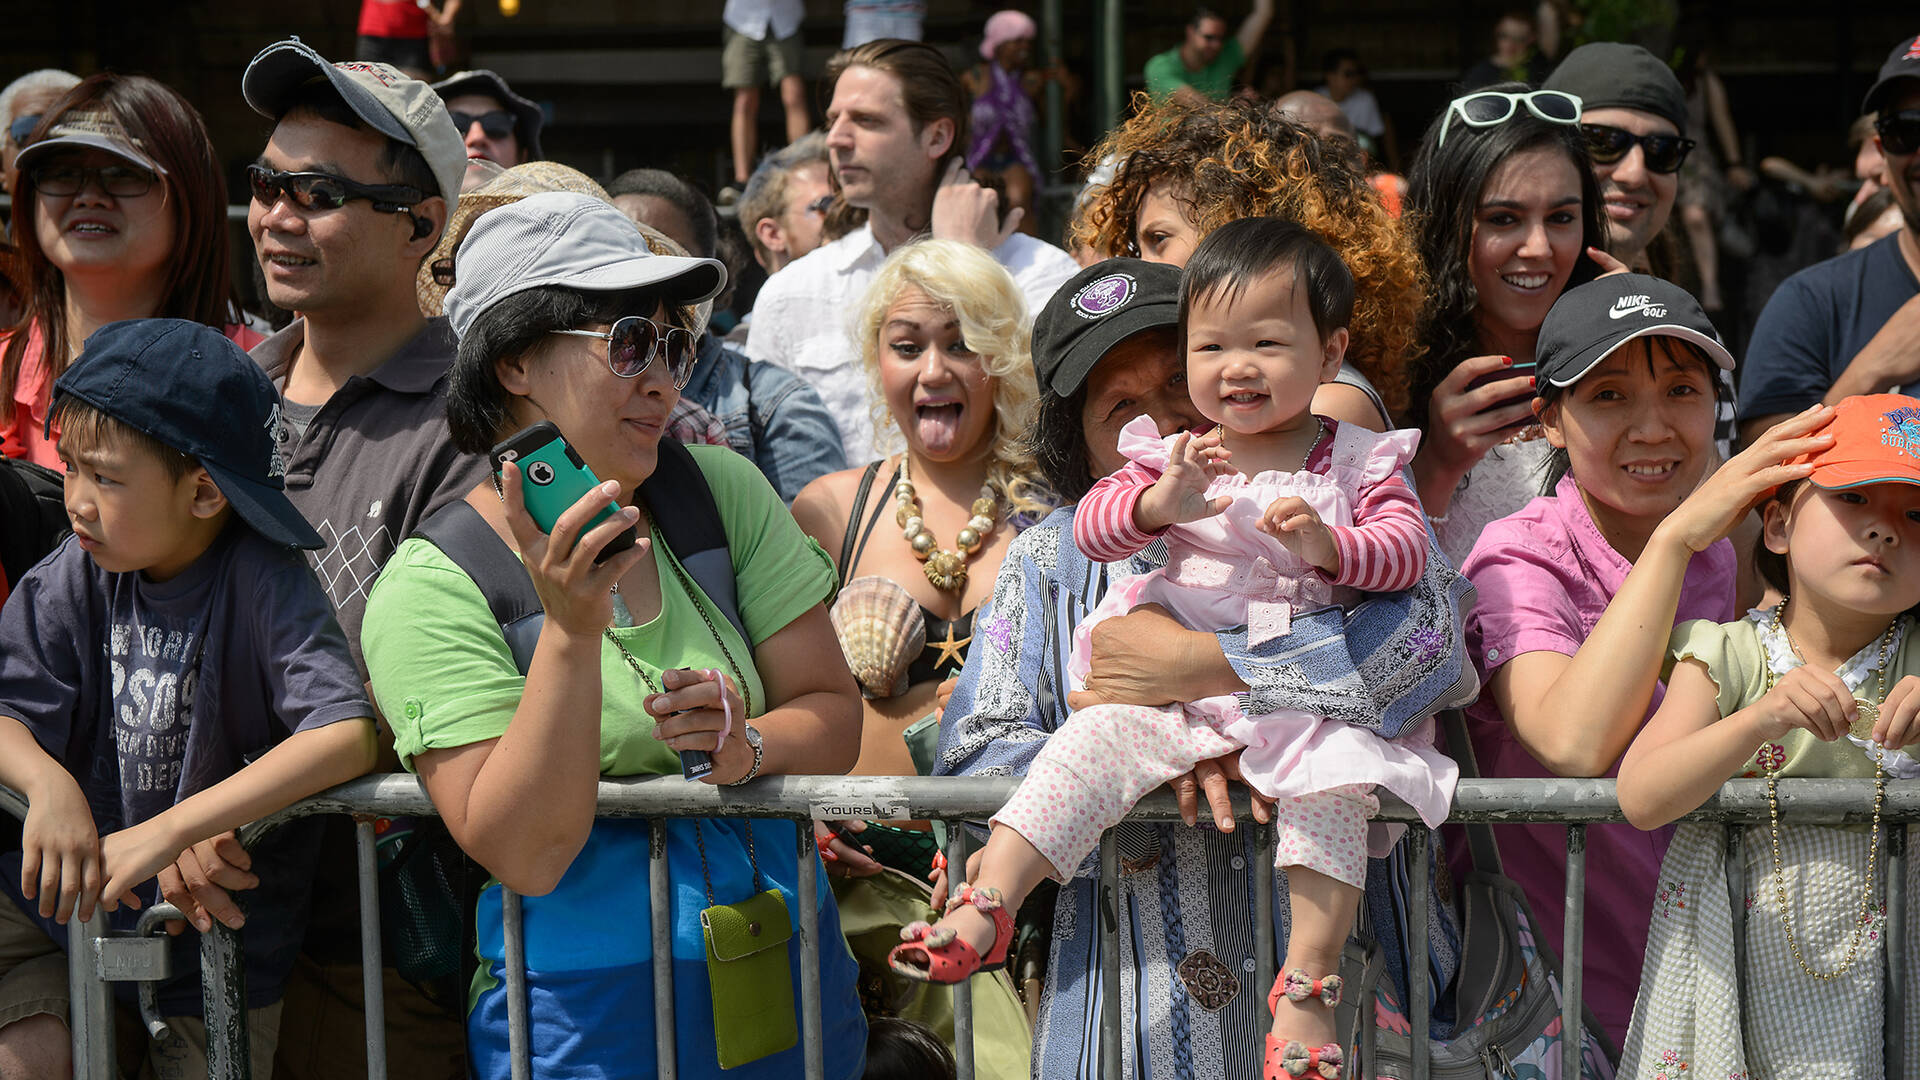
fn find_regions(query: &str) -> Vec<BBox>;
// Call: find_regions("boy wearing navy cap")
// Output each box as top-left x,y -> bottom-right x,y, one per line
0,319 -> 376,1077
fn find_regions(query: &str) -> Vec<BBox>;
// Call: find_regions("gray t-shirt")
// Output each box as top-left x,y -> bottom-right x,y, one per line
107,551 -> 216,826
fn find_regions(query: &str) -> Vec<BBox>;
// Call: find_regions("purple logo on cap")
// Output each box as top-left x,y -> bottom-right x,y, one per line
1072,273 -> 1135,320
1884,407 -> 1920,458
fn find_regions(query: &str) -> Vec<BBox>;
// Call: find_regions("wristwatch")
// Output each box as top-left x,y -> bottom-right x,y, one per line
725,724 -> 764,786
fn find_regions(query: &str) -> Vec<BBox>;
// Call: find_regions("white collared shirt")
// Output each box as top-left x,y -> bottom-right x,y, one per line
744,223 -> 1080,462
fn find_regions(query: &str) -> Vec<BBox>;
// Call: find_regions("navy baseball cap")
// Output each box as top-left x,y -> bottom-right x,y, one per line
1864,33 -> 1920,115
51,319 -> 324,550
1031,258 -> 1182,399
1534,273 -> 1734,397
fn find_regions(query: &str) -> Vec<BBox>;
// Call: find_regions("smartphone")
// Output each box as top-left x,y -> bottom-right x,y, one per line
489,421 -> 637,563
1465,360 -> 1539,431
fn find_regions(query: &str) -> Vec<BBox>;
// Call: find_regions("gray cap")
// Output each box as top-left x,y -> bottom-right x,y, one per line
14,108 -> 168,176
432,69 -> 544,160
1543,43 -> 1688,133
242,39 -> 466,219
443,191 -> 727,341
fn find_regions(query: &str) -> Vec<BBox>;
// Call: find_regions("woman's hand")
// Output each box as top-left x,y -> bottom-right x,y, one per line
930,846 -> 986,910
1652,404 -> 1832,555
1410,355 -> 1536,510
1586,245 -> 1631,277
813,820 -> 883,877
1068,604 -> 1246,710
499,465 -> 649,637
1259,496 -> 1339,575
1134,430 -> 1233,532
645,668 -> 756,785
1745,664 -> 1854,744
1173,750 -> 1275,831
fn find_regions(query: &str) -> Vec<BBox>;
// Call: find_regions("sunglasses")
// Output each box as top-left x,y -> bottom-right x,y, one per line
805,193 -> 835,215
449,110 -> 515,140
7,113 -> 39,145
1877,110 -> 1920,157
551,315 -> 698,388
1437,89 -> 1582,148
1581,123 -> 1696,174
31,162 -> 158,198
247,164 -> 422,215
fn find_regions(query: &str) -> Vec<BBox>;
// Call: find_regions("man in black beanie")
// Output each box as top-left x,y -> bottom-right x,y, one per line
1544,42 -> 1696,270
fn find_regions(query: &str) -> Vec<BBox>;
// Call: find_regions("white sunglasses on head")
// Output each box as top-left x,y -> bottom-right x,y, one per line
1437,89 -> 1583,148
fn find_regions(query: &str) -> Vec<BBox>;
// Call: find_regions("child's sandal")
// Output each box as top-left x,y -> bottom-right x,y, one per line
886,882 -> 1015,985
1263,1037 -> 1343,1079
1263,970 -> 1345,1079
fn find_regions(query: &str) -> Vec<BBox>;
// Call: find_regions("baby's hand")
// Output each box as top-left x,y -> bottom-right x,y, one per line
1873,675 -> 1920,750
1134,431 -> 1233,532
1259,496 -> 1340,575
1747,664 -> 1854,745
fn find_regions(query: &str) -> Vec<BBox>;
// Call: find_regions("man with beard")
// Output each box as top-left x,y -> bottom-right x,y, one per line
1737,33 -> 1920,447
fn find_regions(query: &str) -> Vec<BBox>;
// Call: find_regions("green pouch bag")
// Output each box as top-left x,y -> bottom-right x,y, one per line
696,823 -> 798,1069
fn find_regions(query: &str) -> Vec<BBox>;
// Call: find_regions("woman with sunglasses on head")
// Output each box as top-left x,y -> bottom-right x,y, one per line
361,191 -> 869,1079
1405,82 -> 1611,568
0,74 -> 261,467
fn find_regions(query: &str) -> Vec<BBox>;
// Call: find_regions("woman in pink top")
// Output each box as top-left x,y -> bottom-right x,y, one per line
1458,273 -> 1835,1049
1,74 -> 260,467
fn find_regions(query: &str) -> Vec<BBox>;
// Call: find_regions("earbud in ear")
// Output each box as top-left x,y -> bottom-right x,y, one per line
411,215 -> 434,241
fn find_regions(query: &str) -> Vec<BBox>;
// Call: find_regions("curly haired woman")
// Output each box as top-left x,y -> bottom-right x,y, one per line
1072,94 -> 1427,432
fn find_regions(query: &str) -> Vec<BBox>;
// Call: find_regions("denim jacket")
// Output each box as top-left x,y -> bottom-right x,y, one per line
681,333 -> 846,503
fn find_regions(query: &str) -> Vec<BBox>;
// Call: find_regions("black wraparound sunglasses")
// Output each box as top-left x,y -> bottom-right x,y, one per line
449,110 -> 515,139
1877,111 -> 1920,157
1581,123 -> 1697,174
246,164 -> 422,215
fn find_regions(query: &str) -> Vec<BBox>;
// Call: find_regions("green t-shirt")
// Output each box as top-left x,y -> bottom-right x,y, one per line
1143,38 -> 1245,102
363,445 -> 837,776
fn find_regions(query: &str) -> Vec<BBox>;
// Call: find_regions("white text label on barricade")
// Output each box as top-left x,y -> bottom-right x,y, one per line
810,798 -> 911,821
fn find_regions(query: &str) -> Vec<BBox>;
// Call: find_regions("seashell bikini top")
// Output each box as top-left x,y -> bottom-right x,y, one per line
837,460 -> 977,691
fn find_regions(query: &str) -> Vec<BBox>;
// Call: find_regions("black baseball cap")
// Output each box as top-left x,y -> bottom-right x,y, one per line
1864,33 -> 1920,115
1031,258 -> 1182,399
1535,273 -> 1734,396
1543,42 -> 1688,133
51,319 -> 325,550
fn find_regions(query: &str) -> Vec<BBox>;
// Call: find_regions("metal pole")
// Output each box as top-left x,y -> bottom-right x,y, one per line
946,822 -> 975,1080
1887,825 -> 1908,1076
1096,0 -> 1125,133
651,820 -> 677,1080
1098,829 -> 1122,1080
796,819 -> 824,1080
67,911 -> 116,1079
201,923 -> 251,1079
355,820 -> 388,1080
1561,825 -> 1587,1079
503,889 -> 531,1080
1409,827 -> 1431,1075
1040,0 -> 1065,178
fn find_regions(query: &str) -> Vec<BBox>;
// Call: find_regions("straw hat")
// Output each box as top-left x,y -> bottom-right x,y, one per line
415,160 -> 611,317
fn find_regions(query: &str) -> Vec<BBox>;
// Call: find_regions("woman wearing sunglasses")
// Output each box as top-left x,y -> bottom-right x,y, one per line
1405,83 -> 1610,567
0,74 -> 261,467
362,190 -> 869,1079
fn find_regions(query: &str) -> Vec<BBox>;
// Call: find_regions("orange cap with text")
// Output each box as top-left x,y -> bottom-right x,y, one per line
1793,394 -> 1920,490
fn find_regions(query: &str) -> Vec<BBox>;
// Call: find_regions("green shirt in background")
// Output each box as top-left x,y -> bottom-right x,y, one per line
363,444 -> 837,777
1143,38 -> 1245,102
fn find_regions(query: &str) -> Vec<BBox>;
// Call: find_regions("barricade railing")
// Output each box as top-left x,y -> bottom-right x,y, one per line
8,774 -> 1919,1080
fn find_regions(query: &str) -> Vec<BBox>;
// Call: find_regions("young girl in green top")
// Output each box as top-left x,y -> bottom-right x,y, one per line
1617,393 -> 1920,1077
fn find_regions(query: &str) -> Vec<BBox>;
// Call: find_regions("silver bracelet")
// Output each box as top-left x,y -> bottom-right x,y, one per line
723,724 -> 764,786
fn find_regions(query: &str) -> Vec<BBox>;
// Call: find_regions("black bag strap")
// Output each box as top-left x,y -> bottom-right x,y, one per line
1440,708 -> 1505,877
836,459 -> 885,581
0,458 -> 68,590
412,438 -> 745,674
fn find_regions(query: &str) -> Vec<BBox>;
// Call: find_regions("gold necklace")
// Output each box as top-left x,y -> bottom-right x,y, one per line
1760,598 -> 1894,980
894,458 -> 997,593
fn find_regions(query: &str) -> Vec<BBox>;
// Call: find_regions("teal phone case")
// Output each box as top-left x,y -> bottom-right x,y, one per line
490,422 -> 635,558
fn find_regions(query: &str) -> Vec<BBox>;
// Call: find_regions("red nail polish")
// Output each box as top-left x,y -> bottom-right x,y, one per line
1502,355 -> 1514,366
1529,376 -> 1537,388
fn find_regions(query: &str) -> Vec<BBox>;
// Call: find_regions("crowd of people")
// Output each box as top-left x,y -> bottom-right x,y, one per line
0,9 -> 1916,1080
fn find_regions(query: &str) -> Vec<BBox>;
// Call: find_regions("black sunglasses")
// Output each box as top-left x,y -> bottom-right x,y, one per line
31,162 -> 158,198
247,164 -> 422,215
7,113 -> 40,145
550,315 -> 699,388
1581,123 -> 1696,174
1876,110 -> 1920,157
805,193 -> 835,215
449,110 -> 515,140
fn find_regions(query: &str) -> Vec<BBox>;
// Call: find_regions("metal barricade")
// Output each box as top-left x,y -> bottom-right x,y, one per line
6,774 -> 1919,1080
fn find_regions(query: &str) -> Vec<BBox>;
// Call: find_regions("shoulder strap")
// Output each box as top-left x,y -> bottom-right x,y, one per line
413,500 -> 546,675
837,460 -> 885,580
1440,708 -> 1505,877
637,438 -> 749,647
0,459 -> 66,588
